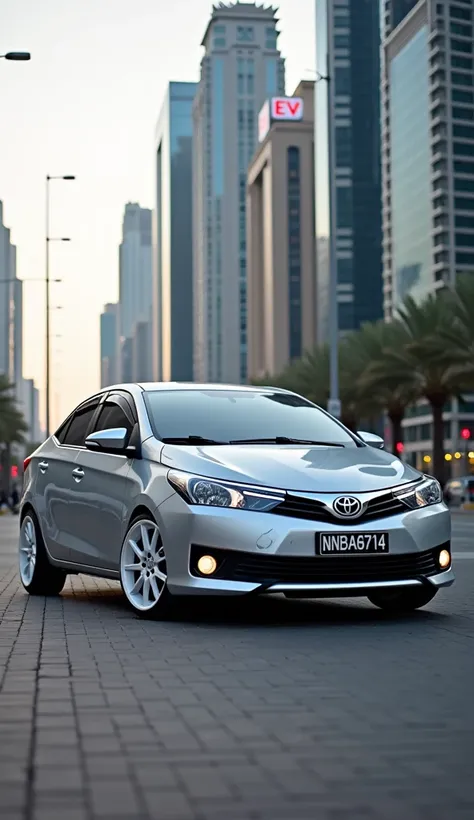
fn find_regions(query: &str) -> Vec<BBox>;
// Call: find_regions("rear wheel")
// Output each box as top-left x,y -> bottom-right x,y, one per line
120,515 -> 173,619
367,586 -> 437,612
19,511 -> 67,595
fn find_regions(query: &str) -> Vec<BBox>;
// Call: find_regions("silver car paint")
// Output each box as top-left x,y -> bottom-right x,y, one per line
21,382 -> 454,597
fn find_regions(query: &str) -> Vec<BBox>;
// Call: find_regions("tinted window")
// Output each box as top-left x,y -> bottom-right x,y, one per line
144,390 -> 357,446
94,402 -> 132,435
63,402 -> 100,447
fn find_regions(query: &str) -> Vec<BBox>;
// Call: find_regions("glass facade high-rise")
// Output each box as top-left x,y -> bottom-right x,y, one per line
315,0 -> 383,344
100,303 -> 119,387
153,82 -> 197,382
193,3 -> 285,384
382,0 -> 474,472
118,203 -> 153,381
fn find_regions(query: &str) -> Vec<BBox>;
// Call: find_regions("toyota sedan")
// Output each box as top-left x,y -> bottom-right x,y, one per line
19,383 -> 454,618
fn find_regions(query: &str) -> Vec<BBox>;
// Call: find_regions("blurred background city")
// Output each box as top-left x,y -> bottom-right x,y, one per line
2,0 -> 474,492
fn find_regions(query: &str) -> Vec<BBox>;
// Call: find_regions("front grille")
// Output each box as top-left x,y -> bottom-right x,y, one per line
190,545 -> 442,586
273,491 -> 407,525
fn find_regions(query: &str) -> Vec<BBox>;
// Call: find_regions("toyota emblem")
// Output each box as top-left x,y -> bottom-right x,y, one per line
333,496 -> 362,518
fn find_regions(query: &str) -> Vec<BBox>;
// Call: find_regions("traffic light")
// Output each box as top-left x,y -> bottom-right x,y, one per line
11,465 -> 18,478
395,441 -> 404,454
461,427 -> 471,440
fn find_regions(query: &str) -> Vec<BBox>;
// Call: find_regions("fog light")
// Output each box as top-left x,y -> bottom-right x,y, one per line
197,555 -> 217,575
439,549 -> 451,570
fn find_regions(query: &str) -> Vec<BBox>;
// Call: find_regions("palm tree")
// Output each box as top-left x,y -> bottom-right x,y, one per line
0,375 -> 28,495
436,273 -> 474,389
362,295 -> 460,483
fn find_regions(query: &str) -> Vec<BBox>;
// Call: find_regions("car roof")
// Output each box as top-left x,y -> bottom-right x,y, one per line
101,382 -> 290,395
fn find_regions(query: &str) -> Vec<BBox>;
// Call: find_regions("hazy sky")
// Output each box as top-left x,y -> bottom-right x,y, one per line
0,0 -> 315,429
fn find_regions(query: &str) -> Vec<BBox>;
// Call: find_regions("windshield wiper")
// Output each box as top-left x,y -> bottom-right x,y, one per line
161,435 -> 228,445
229,437 -> 345,447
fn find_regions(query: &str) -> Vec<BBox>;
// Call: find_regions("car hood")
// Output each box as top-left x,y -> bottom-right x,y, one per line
160,443 -> 421,493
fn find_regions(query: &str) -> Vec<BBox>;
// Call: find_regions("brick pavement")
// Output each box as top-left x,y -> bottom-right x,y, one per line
0,514 -> 473,820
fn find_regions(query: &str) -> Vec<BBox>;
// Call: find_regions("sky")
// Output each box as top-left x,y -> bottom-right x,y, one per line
0,0 -> 315,430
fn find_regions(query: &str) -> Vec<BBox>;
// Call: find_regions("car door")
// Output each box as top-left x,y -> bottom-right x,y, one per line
39,396 -> 103,562
67,394 -> 138,571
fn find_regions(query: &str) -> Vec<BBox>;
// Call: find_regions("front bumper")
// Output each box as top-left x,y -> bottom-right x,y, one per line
156,493 -> 454,597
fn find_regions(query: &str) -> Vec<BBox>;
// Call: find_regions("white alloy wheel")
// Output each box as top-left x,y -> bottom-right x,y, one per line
19,515 -> 37,586
120,518 -> 168,613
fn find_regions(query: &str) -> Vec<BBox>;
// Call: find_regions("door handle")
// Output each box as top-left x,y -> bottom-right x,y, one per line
39,461 -> 49,473
72,467 -> 84,482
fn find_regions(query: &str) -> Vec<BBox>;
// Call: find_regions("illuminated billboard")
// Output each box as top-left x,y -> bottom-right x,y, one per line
258,96 -> 304,142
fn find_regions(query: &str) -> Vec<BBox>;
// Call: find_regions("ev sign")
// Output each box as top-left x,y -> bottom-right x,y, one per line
258,96 -> 304,142
270,97 -> 304,122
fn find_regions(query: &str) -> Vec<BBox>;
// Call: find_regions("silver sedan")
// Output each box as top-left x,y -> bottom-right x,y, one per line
19,383 -> 454,618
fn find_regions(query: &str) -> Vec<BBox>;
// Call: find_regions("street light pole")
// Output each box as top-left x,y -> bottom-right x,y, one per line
316,61 -> 340,418
45,175 -> 75,438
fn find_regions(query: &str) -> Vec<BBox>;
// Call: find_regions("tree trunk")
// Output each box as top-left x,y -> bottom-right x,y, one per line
431,399 -> 446,486
388,411 -> 404,455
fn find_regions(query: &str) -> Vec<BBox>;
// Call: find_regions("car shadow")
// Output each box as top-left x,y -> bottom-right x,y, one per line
60,580 -> 449,629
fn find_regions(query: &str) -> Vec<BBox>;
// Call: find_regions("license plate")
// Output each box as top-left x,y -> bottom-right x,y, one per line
316,532 -> 389,555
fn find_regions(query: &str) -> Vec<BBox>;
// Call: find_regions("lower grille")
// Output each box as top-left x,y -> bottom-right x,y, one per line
190,545 -> 443,586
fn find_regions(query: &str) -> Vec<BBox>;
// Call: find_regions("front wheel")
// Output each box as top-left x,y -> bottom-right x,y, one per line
120,515 -> 173,619
367,586 -> 437,612
19,512 -> 67,595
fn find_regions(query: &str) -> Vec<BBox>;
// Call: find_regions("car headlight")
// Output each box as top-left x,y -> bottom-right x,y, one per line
168,470 -> 285,512
395,477 -> 443,509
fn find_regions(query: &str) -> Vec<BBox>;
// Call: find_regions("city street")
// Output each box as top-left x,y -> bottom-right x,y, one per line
0,513 -> 473,820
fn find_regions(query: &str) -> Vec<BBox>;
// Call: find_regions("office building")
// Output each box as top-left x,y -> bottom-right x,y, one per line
153,82 -> 197,382
315,0 -> 383,344
193,2 -> 285,383
118,203 -> 153,381
247,82 -> 316,380
100,303 -> 119,387
382,0 -> 474,471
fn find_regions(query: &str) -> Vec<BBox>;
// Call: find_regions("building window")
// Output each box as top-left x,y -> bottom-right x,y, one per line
453,88 -> 474,103
335,66 -> 351,95
336,186 -> 353,229
214,37 -> 226,48
335,126 -> 352,166
451,37 -> 473,54
451,55 -> 473,70
455,177 -> 474,192
455,197 -> 474,210
337,257 -> 353,285
456,214 -> 474,228
450,6 -> 472,22
454,160 -> 474,174
287,147 -> 302,360
452,106 -> 474,120
455,233 -> 474,247
450,22 -> 473,36
214,24 -> 226,34
454,140 -> 474,155
451,71 -> 473,86
453,123 -> 474,139
237,26 -> 254,42
456,252 -> 474,265
334,33 -> 350,48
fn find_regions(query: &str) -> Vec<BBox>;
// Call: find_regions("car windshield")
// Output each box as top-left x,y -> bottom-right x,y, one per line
144,389 -> 358,446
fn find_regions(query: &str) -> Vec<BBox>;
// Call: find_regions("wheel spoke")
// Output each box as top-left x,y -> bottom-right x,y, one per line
150,528 -> 160,554
143,577 -> 150,605
150,576 -> 160,600
140,524 -> 151,553
129,539 -> 143,560
155,568 -> 167,582
131,575 -> 144,595
124,562 -> 141,571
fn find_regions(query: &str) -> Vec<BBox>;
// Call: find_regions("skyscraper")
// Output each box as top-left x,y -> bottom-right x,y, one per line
315,0 -> 383,343
100,303 -> 119,387
247,82 -> 317,380
118,203 -> 153,381
382,0 -> 474,470
193,2 -> 285,384
153,82 -> 197,383
382,0 -> 474,317
0,200 -> 20,384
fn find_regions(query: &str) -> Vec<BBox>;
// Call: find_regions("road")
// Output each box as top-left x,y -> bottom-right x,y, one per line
0,513 -> 473,820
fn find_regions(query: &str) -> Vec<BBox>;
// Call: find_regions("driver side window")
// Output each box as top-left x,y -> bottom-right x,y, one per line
93,402 -> 133,438
62,401 -> 100,447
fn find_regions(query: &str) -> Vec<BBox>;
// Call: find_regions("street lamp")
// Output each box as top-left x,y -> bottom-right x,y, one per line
315,67 -> 339,418
0,52 -> 31,61
45,175 -> 75,438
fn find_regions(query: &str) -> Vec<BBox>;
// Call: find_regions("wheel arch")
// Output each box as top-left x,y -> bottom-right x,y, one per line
126,504 -> 157,531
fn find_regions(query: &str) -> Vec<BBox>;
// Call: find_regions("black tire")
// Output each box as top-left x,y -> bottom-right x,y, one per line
119,513 -> 174,619
367,586 -> 437,613
19,510 -> 67,595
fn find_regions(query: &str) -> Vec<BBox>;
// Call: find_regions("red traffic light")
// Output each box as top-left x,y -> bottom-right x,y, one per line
461,427 -> 471,440
395,441 -> 404,454
11,465 -> 18,478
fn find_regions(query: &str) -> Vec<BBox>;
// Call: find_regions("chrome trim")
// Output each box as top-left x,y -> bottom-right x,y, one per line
425,568 -> 455,588
267,579 -> 423,592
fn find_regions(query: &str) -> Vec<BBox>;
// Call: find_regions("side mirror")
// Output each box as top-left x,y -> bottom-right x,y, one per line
85,427 -> 128,453
357,431 -> 385,450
